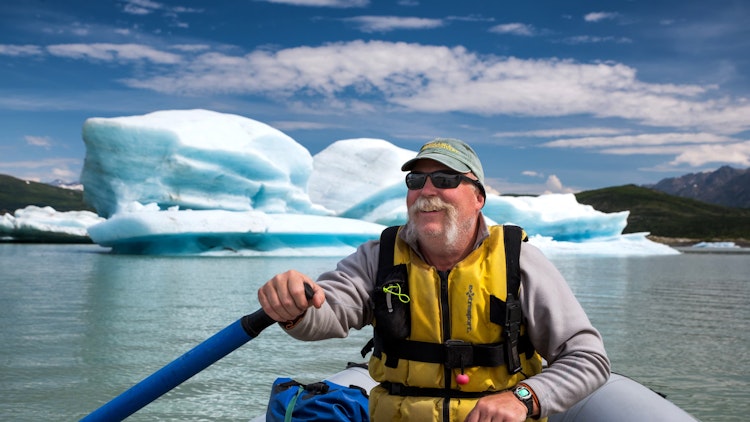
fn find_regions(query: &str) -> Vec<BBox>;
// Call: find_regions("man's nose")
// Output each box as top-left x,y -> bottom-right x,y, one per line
420,176 -> 439,194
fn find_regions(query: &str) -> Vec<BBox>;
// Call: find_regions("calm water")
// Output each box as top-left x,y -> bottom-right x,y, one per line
1,244 -> 748,421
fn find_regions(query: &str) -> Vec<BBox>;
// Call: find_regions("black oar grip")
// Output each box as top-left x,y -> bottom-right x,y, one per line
241,283 -> 315,337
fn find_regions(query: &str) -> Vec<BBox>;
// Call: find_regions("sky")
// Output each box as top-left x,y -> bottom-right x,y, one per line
1,0 -> 749,195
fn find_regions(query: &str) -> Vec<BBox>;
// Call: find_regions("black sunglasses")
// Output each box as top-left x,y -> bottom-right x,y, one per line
405,171 -> 485,196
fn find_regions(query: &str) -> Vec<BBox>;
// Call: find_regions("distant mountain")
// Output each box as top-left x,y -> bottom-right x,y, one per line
576,184 -> 750,243
0,174 -> 93,214
646,166 -> 750,209
47,179 -> 84,191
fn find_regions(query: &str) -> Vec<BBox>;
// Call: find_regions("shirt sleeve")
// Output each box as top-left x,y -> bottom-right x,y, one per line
518,243 -> 611,417
284,239 -> 380,341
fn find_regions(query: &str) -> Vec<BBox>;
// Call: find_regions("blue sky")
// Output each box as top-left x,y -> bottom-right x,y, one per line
1,0 -> 749,194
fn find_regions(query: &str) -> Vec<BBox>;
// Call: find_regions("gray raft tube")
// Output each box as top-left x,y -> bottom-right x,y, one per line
251,366 -> 699,421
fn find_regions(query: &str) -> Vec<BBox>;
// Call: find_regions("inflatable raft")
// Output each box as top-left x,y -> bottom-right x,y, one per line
80,302 -> 699,421
250,363 -> 699,421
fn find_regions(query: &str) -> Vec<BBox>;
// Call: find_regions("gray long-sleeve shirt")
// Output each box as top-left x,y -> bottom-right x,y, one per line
285,219 -> 610,418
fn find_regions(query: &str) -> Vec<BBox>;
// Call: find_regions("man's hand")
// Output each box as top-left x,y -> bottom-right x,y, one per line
257,270 -> 325,322
464,391 -> 530,422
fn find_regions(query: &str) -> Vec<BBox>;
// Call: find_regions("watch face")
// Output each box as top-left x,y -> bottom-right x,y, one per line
515,386 -> 531,399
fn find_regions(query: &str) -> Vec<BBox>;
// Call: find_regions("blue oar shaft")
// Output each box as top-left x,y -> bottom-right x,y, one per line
82,309 -> 274,421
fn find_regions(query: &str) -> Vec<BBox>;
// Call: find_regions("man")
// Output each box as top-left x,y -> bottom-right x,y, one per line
258,138 -> 610,421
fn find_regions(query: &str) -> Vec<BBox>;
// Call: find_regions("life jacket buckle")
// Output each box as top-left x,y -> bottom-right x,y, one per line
444,339 -> 473,369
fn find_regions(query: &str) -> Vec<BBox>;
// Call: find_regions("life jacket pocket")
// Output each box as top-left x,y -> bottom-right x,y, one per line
373,264 -> 410,340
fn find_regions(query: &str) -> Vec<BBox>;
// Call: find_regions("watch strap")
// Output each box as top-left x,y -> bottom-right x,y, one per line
513,384 -> 534,417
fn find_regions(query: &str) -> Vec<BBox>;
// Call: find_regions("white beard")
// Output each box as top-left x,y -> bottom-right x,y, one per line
404,196 -> 467,253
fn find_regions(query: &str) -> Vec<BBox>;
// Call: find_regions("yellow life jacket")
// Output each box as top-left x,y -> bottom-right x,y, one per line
367,225 -> 544,421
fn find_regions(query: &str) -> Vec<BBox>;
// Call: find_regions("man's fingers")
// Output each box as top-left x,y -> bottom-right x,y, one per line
258,271 -> 324,321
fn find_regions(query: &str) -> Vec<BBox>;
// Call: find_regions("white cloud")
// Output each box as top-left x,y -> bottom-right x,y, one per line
543,132 -> 736,148
71,27 -> 89,36
22,39 -> 746,136
0,44 -> 43,56
271,120 -> 340,130
560,35 -> 632,44
0,158 -> 82,183
495,127 -> 626,138
669,141 -> 750,167
120,0 -> 203,23
545,175 -> 574,194
121,0 -> 203,14
584,12 -> 620,22
122,0 -> 164,15
491,173 -> 573,194
46,43 -> 181,64
51,167 -> 79,181
0,158 -> 80,171
171,44 -> 212,52
171,6 -> 204,13
543,132 -> 750,168
448,15 -> 495,23
344,16 -> 444,33
522,170 -> 543,178
256,0 -> 368,7
489,23 -> 535,36
24,135 -> 52,148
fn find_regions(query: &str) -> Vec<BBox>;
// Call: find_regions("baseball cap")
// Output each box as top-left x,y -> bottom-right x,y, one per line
401,138 -> 485,185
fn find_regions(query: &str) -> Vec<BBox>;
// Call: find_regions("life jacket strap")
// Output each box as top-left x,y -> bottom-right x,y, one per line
377,335 -> 534,369
380,381 -> 495,399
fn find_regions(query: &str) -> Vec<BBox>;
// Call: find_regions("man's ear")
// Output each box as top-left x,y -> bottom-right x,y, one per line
476,191 -> 486,209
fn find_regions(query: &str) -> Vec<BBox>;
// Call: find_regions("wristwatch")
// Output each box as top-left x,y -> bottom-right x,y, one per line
513,384 -> 534,417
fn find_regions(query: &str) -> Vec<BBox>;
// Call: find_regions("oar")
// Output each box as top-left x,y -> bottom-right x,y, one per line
82,284 -> 314,421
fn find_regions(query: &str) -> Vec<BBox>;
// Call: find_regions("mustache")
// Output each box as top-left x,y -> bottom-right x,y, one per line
410,196 -> 454,214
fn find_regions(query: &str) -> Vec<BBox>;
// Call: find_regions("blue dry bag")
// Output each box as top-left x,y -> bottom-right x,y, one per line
266,377 -> 369,422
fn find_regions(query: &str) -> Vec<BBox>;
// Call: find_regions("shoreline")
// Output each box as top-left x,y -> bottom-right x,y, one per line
647,235 -> 750,254
647,235 -> 750,247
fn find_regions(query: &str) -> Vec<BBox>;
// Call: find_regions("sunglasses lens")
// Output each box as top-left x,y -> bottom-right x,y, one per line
405,173 -> 427,190
431,173 -> 461,188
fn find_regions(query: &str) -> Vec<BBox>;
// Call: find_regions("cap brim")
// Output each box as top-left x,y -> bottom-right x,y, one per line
401,153 -> 473,173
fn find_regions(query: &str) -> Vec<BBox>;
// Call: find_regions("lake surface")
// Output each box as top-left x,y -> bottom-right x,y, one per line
1,243 -> 748,421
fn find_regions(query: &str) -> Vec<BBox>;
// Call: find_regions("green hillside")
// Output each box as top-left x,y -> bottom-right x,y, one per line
0,174 -> 93,214
576,184 -> 750,243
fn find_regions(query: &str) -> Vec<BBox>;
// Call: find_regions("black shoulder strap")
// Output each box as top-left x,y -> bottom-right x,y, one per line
503,225 -> 523,295
361,225 -> 400,359
376,225 -> 400,285
502,224 -> 524,374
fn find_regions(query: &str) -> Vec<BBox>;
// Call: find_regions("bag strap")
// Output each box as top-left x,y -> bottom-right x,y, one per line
284,386 -> 304,422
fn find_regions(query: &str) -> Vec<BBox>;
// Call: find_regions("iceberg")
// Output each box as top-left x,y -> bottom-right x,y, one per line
307,138 -> 415,226
691,241 -> 739,249
85,202 -> 382,256
74,109 -> 676,256
81,109 -> 326,218
0,205 -> 104,243
483,194 -> 628,241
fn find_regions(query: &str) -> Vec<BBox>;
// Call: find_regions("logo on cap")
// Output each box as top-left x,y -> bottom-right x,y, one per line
421,141 -> 460,155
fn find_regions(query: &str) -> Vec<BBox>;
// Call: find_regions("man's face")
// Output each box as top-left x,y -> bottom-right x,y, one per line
405,159 -> 485,246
